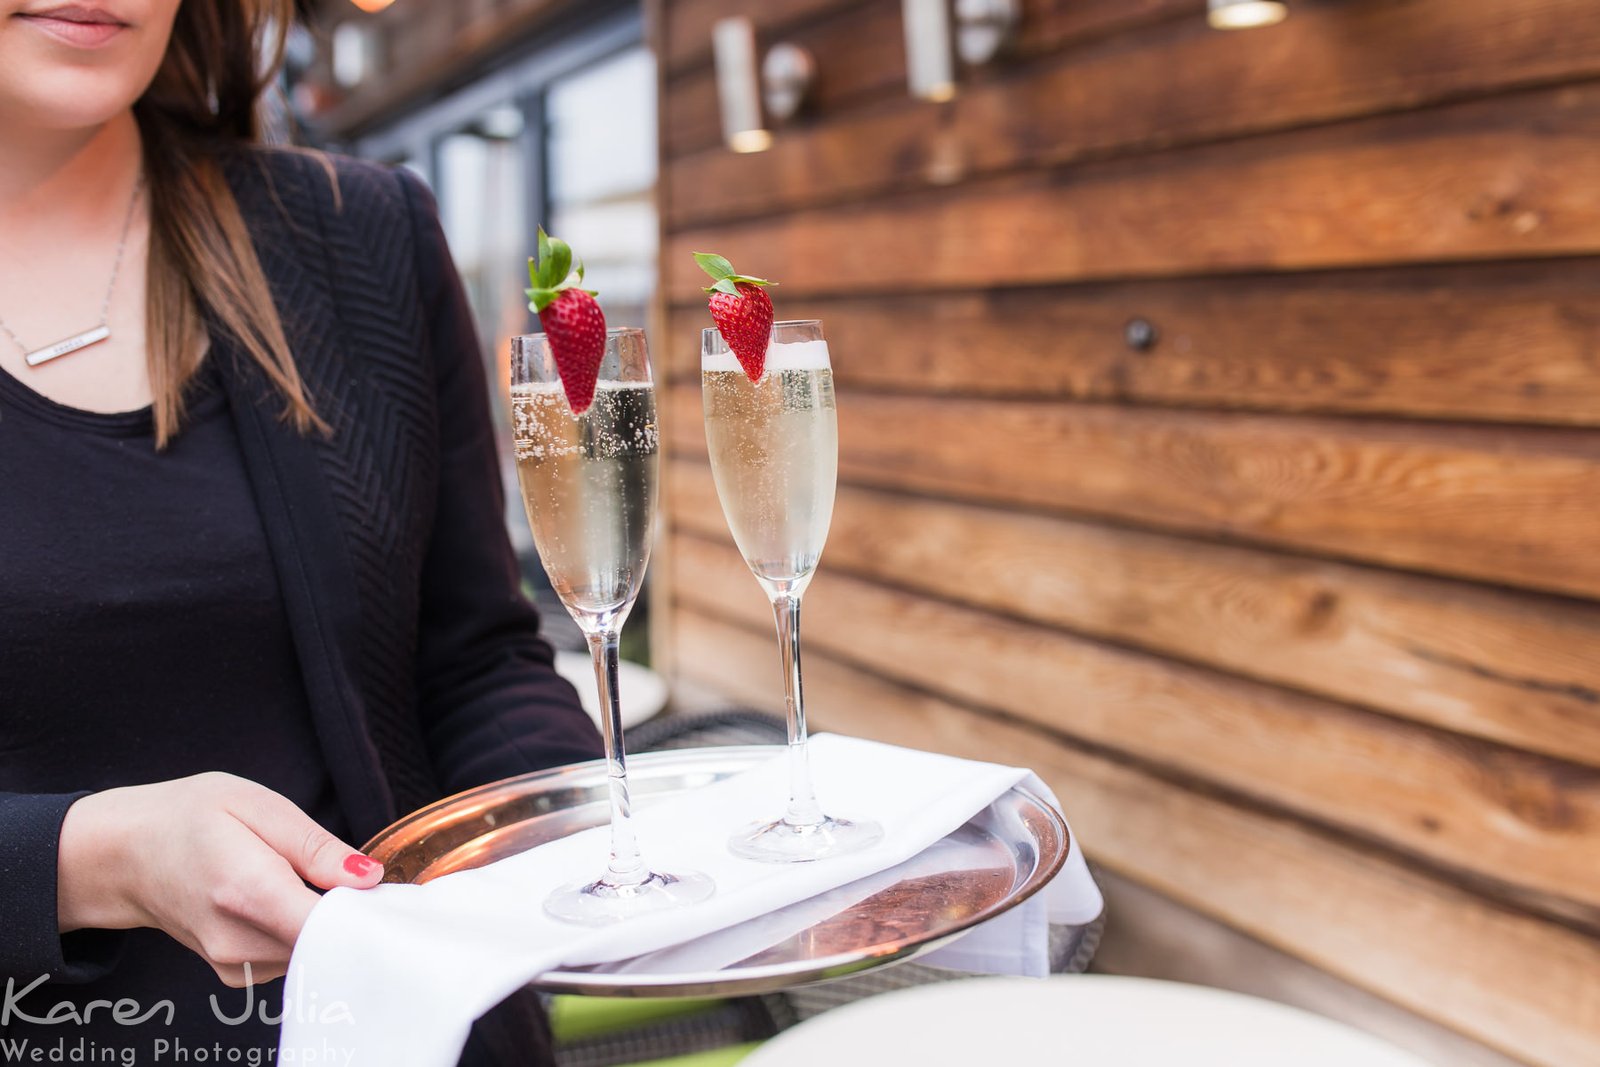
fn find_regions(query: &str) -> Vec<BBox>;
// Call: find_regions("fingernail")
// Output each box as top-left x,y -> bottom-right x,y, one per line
343,854 -> 380,878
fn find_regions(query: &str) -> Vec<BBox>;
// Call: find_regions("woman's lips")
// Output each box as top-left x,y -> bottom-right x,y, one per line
17,11 -> 129,48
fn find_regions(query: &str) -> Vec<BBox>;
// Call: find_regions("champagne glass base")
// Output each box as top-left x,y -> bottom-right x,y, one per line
544,869 -> 716,926
729,815 -> 885,863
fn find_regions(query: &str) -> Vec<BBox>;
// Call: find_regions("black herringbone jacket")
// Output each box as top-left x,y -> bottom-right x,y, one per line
0,148 -> 602,1063
218,148 -> 602,838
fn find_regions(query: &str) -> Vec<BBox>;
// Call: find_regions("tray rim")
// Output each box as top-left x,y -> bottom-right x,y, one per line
363,746 -> 807,856
362,745 -> 1071,997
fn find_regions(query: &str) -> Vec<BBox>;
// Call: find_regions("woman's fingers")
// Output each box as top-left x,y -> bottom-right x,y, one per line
222,777 -> 384,891
58,772 -> 384,984
211,960 -> 289,989
202,834 -> 324,946
192,919 -> 295,974
162,905 -> 292,988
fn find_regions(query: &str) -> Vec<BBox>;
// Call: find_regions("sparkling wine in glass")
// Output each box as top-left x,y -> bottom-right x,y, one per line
701,319 -> 884,862
512,328 -> 714,921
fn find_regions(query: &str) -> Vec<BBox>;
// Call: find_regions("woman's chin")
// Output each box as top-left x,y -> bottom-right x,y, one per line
0,76 -> 144,135
0,35 -> 166,135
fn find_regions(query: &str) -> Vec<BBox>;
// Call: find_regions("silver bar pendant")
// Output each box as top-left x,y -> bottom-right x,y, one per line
25,325 -> 111,367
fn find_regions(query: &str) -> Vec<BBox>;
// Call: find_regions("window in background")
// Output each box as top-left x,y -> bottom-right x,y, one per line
434,103 -> 532,458
545,47 -> 658,331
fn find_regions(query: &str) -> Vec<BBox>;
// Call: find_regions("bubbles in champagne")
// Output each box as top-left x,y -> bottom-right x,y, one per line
512,382 -> 659,629
702,366 -> 838,588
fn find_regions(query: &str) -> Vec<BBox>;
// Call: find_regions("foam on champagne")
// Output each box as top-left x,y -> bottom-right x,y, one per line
701,338 -> 831,375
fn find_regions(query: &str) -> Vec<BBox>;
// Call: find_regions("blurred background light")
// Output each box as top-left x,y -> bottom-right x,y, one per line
346,0 -> 395,13
330,20 -> 379,89
954,0 -> 1019,66
761,42 -> 815,123
1207,0 -> 1289,29
713,17 -> 772,153
728,129 -> 775,153
903,0 -> 957,102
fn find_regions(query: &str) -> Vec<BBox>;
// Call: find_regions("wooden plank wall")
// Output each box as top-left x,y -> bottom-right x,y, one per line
651,2 -> 1600,1063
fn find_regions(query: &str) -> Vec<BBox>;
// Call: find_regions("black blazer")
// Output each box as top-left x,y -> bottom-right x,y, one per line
218,148 -> 603,834
0,148 -> 602,999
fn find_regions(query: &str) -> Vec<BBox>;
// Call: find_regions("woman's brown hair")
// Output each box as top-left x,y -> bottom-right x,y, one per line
133,0 -> 325,446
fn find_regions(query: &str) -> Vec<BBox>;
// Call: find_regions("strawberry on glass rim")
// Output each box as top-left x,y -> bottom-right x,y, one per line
695,252 -> 775,383
527,228 -> 606,414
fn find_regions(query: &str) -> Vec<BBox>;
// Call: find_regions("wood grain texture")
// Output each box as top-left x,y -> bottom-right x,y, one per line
662,0 -> 905,160
666,459 -> 1600,768
663,261 -> 1600,425
669,532 -> 1600,920
671,611 -> 1600,1067
664,0 -> 1600,225
660,0 -> 860,75
662,0 -> 1204,157
1090,870 -> 1528,1067
660,70 -> 722,163
666,82 -> 1600,299
659,0 -> 1600,1055
664,386 -> 1600,600
662,0 -> 1201,74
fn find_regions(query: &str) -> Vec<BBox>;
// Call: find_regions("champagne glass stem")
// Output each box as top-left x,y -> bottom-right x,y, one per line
588,629 -> 647,886
771,592 -> 824,829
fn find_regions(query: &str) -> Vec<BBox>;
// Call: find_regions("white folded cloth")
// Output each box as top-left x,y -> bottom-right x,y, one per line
278,735 -> 1102,1067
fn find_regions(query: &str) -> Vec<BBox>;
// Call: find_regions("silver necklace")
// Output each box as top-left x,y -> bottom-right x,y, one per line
0,176 -> 144,368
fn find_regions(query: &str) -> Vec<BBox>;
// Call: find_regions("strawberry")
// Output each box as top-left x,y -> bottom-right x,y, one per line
527,228 -> 606,414
537,291 -> 606,413
694,252 -> 775,382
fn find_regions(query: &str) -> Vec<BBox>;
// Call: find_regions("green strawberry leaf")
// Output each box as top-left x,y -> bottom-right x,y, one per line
535,229 -> 553,286
530,229 -> 598,307
548,243 -> 573,293
694,252 -> 737,281
707,278 -> 742,296
528,286 -> 598,313
534,227 -> 592,289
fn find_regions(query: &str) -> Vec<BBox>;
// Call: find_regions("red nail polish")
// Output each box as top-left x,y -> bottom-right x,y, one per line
343,854 -> 379,878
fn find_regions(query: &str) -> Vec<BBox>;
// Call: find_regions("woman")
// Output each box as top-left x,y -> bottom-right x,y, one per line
0,1 -> 602,1062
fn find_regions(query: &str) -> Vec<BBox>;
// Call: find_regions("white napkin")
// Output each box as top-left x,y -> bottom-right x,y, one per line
278,735 -> 1102,1067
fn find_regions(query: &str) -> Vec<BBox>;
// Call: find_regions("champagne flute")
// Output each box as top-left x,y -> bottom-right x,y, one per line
512,328 -> 714,922
701,319 -> 884,862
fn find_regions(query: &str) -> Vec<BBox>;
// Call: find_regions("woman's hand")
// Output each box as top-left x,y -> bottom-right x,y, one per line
56,772 -> 383,987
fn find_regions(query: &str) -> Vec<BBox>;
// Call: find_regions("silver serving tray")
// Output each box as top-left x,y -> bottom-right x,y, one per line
362,746 -> 1068,997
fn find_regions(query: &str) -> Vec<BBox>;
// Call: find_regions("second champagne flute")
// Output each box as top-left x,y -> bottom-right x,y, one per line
701,319 -> 884,862
513,328 -> 714,921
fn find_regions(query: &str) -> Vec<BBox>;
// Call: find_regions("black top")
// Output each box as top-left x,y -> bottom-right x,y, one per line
0,147 -> 603,1066
0,359 -> 341,1056
0,360 -> 343,830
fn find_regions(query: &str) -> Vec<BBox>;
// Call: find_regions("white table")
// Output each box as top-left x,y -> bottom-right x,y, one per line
740,975 -> 1437,1066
